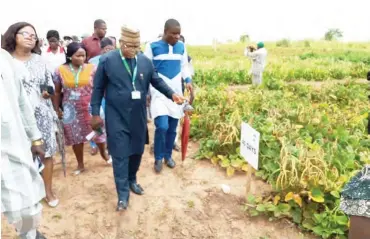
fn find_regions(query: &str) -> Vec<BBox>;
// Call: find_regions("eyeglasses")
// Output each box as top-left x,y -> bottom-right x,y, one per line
17,31 -> 37,41
123,44 -> 140,50
123,44 -> 140,51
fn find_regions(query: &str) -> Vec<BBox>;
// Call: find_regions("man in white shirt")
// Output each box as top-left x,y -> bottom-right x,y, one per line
245,42 -> 268,85
148,33 -> 195,154
1,48 -> 47,238
42,30 -> 66,75
144,19 -> 193,172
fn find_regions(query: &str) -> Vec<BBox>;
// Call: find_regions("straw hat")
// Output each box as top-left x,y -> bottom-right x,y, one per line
120,25 -> 140,45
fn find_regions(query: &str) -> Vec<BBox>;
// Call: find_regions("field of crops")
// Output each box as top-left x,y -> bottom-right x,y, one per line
188,41 -> 370,238
188,41 -> 370,86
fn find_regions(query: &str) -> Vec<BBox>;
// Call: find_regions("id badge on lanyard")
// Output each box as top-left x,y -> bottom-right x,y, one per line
131,91 -> 141,99
69,90 -> 81,101
69,64 -> 82,101
120,51 -> 141,100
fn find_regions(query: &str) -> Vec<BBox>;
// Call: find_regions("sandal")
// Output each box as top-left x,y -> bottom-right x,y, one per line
90,147 -> 98,155
73,168 -> 85,175
44,198 -> 59,208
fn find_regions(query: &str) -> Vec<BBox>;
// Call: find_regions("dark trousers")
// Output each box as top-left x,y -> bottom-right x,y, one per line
112,154 -> 142,202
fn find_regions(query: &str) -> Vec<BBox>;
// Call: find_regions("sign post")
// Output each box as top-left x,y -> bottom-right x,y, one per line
240,122 -> 260,201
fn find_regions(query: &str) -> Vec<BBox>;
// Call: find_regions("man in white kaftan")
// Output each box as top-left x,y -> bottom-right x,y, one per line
1,48 -> 46,239
245,42 -> 268,85
144,19 -> 193,173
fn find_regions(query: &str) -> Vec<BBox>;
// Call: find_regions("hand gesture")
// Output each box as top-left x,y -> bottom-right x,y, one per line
91,116 -> 103,130
31,141 -> 45,161
186,83 -> 193,94
56,109 -> 63,119
172,94 -> 186,105
42,90 -> 50,99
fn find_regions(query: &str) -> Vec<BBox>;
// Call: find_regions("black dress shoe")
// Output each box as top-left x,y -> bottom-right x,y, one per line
165,158 -> 176,168
130,183 -> 144,195
116,200 -> 128,211
154,160 -> 163,173
36,230 -> 47,239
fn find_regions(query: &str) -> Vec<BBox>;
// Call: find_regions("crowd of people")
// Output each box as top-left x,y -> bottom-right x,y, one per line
1,18 -> 193,238
1,16 -> 368,239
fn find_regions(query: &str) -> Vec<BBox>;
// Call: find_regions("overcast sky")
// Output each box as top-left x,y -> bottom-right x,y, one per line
1,0 -> 369,45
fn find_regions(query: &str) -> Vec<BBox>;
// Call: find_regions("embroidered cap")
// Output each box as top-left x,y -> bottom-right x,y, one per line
120,25 -> 140,46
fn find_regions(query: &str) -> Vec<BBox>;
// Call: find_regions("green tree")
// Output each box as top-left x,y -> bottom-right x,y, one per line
324,28 -> 343,41
240,34 -> 250,43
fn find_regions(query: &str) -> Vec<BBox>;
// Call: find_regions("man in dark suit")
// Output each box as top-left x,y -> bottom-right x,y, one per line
90,26 -> 184,211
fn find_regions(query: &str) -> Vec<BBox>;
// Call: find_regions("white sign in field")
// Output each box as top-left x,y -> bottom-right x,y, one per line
240,122 -> 260,170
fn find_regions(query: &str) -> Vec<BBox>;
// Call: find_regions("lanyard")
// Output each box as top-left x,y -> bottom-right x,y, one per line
119,50 -> 138,91
69,64 -> 82,88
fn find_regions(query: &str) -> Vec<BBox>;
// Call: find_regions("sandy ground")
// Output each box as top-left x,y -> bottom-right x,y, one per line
1,124 -> 317,239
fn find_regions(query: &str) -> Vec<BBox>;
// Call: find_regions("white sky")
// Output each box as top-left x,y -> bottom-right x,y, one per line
0,0 -> 369,45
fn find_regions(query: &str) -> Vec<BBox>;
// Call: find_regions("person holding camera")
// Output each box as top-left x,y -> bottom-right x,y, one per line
244,42 -> 268,85
2,22 -> 59,208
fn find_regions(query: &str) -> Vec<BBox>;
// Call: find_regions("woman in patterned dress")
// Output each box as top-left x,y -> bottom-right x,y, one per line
339,74 -> 370,238
340,165 -> 370,238
2,22 -> 59,207
340,75 -> 370,238
53,42 -> 109,175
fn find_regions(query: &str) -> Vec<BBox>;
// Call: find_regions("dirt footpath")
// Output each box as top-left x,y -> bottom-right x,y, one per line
1,125 -> 316,239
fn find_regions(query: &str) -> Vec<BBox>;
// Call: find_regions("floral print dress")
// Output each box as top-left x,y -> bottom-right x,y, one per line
17,54 -> 57,158
53,64 -> 106,146
340,165 -> 370,218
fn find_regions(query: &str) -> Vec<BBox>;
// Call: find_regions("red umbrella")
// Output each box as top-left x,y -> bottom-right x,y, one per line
181,101 -> 194,161
181,112 -> 190,161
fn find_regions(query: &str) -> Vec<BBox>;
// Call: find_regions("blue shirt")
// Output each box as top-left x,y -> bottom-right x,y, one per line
89,55 -> 105,111
89,55 -> 101,67
146,39 -> 192,84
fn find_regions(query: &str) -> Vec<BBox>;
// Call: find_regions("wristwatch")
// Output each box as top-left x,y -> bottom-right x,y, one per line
32,139 -> 44,146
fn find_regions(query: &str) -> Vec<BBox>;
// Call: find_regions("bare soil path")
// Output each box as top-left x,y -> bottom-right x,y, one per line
1,124 -> 317,239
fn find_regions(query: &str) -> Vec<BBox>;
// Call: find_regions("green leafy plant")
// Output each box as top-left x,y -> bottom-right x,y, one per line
188,42 -> 370,86
191,82 -> 369,238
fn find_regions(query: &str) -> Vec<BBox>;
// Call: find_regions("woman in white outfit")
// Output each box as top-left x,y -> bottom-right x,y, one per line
1,48 -> 47,239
